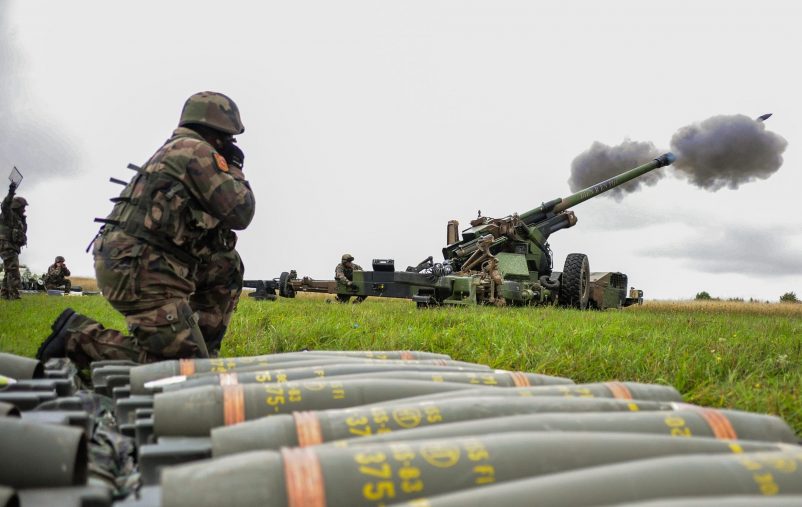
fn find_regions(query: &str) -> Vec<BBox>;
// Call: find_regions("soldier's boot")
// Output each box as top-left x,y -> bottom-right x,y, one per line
205,326 -> 226,358
36,308 -> 77,361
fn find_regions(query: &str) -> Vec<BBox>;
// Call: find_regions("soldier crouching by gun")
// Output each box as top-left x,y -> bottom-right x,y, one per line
36,91 -> 255,367
44,256 -> 72,294
335,253 -> 367,304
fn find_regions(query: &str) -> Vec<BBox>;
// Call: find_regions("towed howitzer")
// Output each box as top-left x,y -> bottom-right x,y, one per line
248,153 -> 675,308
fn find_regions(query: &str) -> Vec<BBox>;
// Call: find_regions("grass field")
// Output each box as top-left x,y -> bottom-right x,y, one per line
1,293 -> 800,435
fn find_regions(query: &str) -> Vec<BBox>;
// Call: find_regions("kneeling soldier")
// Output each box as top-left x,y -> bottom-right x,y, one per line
36,91 -> 255,367
335,253 -> 367,304
44,256 -> 71,294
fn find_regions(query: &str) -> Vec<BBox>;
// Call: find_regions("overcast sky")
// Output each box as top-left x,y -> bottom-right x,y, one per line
2,0 -> 800,300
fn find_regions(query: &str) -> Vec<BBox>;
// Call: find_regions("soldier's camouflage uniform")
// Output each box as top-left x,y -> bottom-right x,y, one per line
335,261 -> 366,303
192,231 -> 244,357
44,262 -> 72,293
0,187 -> 27,300
61,109 -> 255,367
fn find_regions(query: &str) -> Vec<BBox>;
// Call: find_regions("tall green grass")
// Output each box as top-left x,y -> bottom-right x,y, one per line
1,294 -> 800,435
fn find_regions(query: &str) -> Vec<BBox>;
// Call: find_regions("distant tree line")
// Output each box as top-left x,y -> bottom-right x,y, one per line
694,291 -> 798,303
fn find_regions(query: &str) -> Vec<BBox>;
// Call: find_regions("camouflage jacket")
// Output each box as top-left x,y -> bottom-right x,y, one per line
0,189 -> 27,250
335,262 -> 362,282
45,263 -> 71,283
99,127 -> 255,265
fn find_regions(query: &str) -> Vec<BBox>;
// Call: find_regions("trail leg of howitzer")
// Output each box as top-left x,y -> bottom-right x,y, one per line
1,349 -> 800,507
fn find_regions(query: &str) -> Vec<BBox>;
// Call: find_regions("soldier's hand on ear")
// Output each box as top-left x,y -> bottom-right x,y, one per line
221,140 -> 244,170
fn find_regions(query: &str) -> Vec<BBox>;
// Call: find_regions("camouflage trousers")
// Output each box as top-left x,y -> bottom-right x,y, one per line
63,232 -> 242,367
45,278 -> 72,294
0,246 -> 21,300
192,249 -> 243,356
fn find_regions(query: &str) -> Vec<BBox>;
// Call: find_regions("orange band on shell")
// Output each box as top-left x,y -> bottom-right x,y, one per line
219,373 -> 239,386
400,351 -> 414,360
222,384 -> 245,426
282,447 -> 327,507
179,359 -> 196,377
510,371 -> 531,387
697,408 -> 738,440
605,382 -> 633,400
293,411 -> 324,447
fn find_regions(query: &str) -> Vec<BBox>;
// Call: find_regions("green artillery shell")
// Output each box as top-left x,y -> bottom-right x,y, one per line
154,379 -> 477,437
320,408 -> 798,448
300,351 -> 451,360
0,486 -> 16,507
161,362 -> 502,393
131,355 -> 472,395
612,495 -> 802,506
0,418 -> 87,488
165,432 -> 787,507
389,450 -> 802,507
162,451 -> 288,507
17,486 -> 111,507
130,355 -> 350,394
0,401 -> 19,417
309,370 -> 573,387
362,381 -> 683,407
135,358 -> 356,394
211,396 -> 676,456
0,353 -> 43,380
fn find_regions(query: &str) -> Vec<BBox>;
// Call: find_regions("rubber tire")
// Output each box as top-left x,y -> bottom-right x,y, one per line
559,253 -> 590,309
278,272 -> 296,298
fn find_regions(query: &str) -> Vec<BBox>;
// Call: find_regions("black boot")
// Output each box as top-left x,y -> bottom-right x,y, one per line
36,308 -> 77,362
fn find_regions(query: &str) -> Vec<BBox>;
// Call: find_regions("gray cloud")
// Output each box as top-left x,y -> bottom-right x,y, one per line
639,225 -> 802,276
0,3 -> 81,187
567,139 -> 664,201
670,114 -> 787,191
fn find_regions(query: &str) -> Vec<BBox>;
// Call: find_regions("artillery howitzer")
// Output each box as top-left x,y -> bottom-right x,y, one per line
247,153 -> 675,308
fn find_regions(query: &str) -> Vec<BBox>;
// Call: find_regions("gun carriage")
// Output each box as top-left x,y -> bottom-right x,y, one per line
247,154 -> 675,309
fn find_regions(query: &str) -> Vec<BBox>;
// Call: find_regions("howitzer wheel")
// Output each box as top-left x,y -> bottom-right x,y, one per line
278,272 -> 296,298
559,253 -> 590,309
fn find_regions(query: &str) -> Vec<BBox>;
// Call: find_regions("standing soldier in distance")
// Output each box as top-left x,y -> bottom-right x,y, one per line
36,91 -> 256,366
334,253 -> 367,303
0,182 -> 28,300
44,256 -> 72,294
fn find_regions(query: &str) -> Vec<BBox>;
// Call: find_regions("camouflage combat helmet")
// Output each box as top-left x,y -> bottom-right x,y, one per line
55,256 -> 65,263
178,91 -> 244,135
342,253 -> 354,262
11,196 -> 27,209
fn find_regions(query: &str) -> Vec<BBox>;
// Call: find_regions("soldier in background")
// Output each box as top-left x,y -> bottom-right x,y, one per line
44,256 -> 72,294
0,182 -> 28,300
335,253 -> 367,304
36,91 -> 256,367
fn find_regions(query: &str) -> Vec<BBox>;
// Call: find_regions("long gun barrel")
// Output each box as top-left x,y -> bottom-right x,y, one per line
519,153 -> 675,224
443,153 -> 677,264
